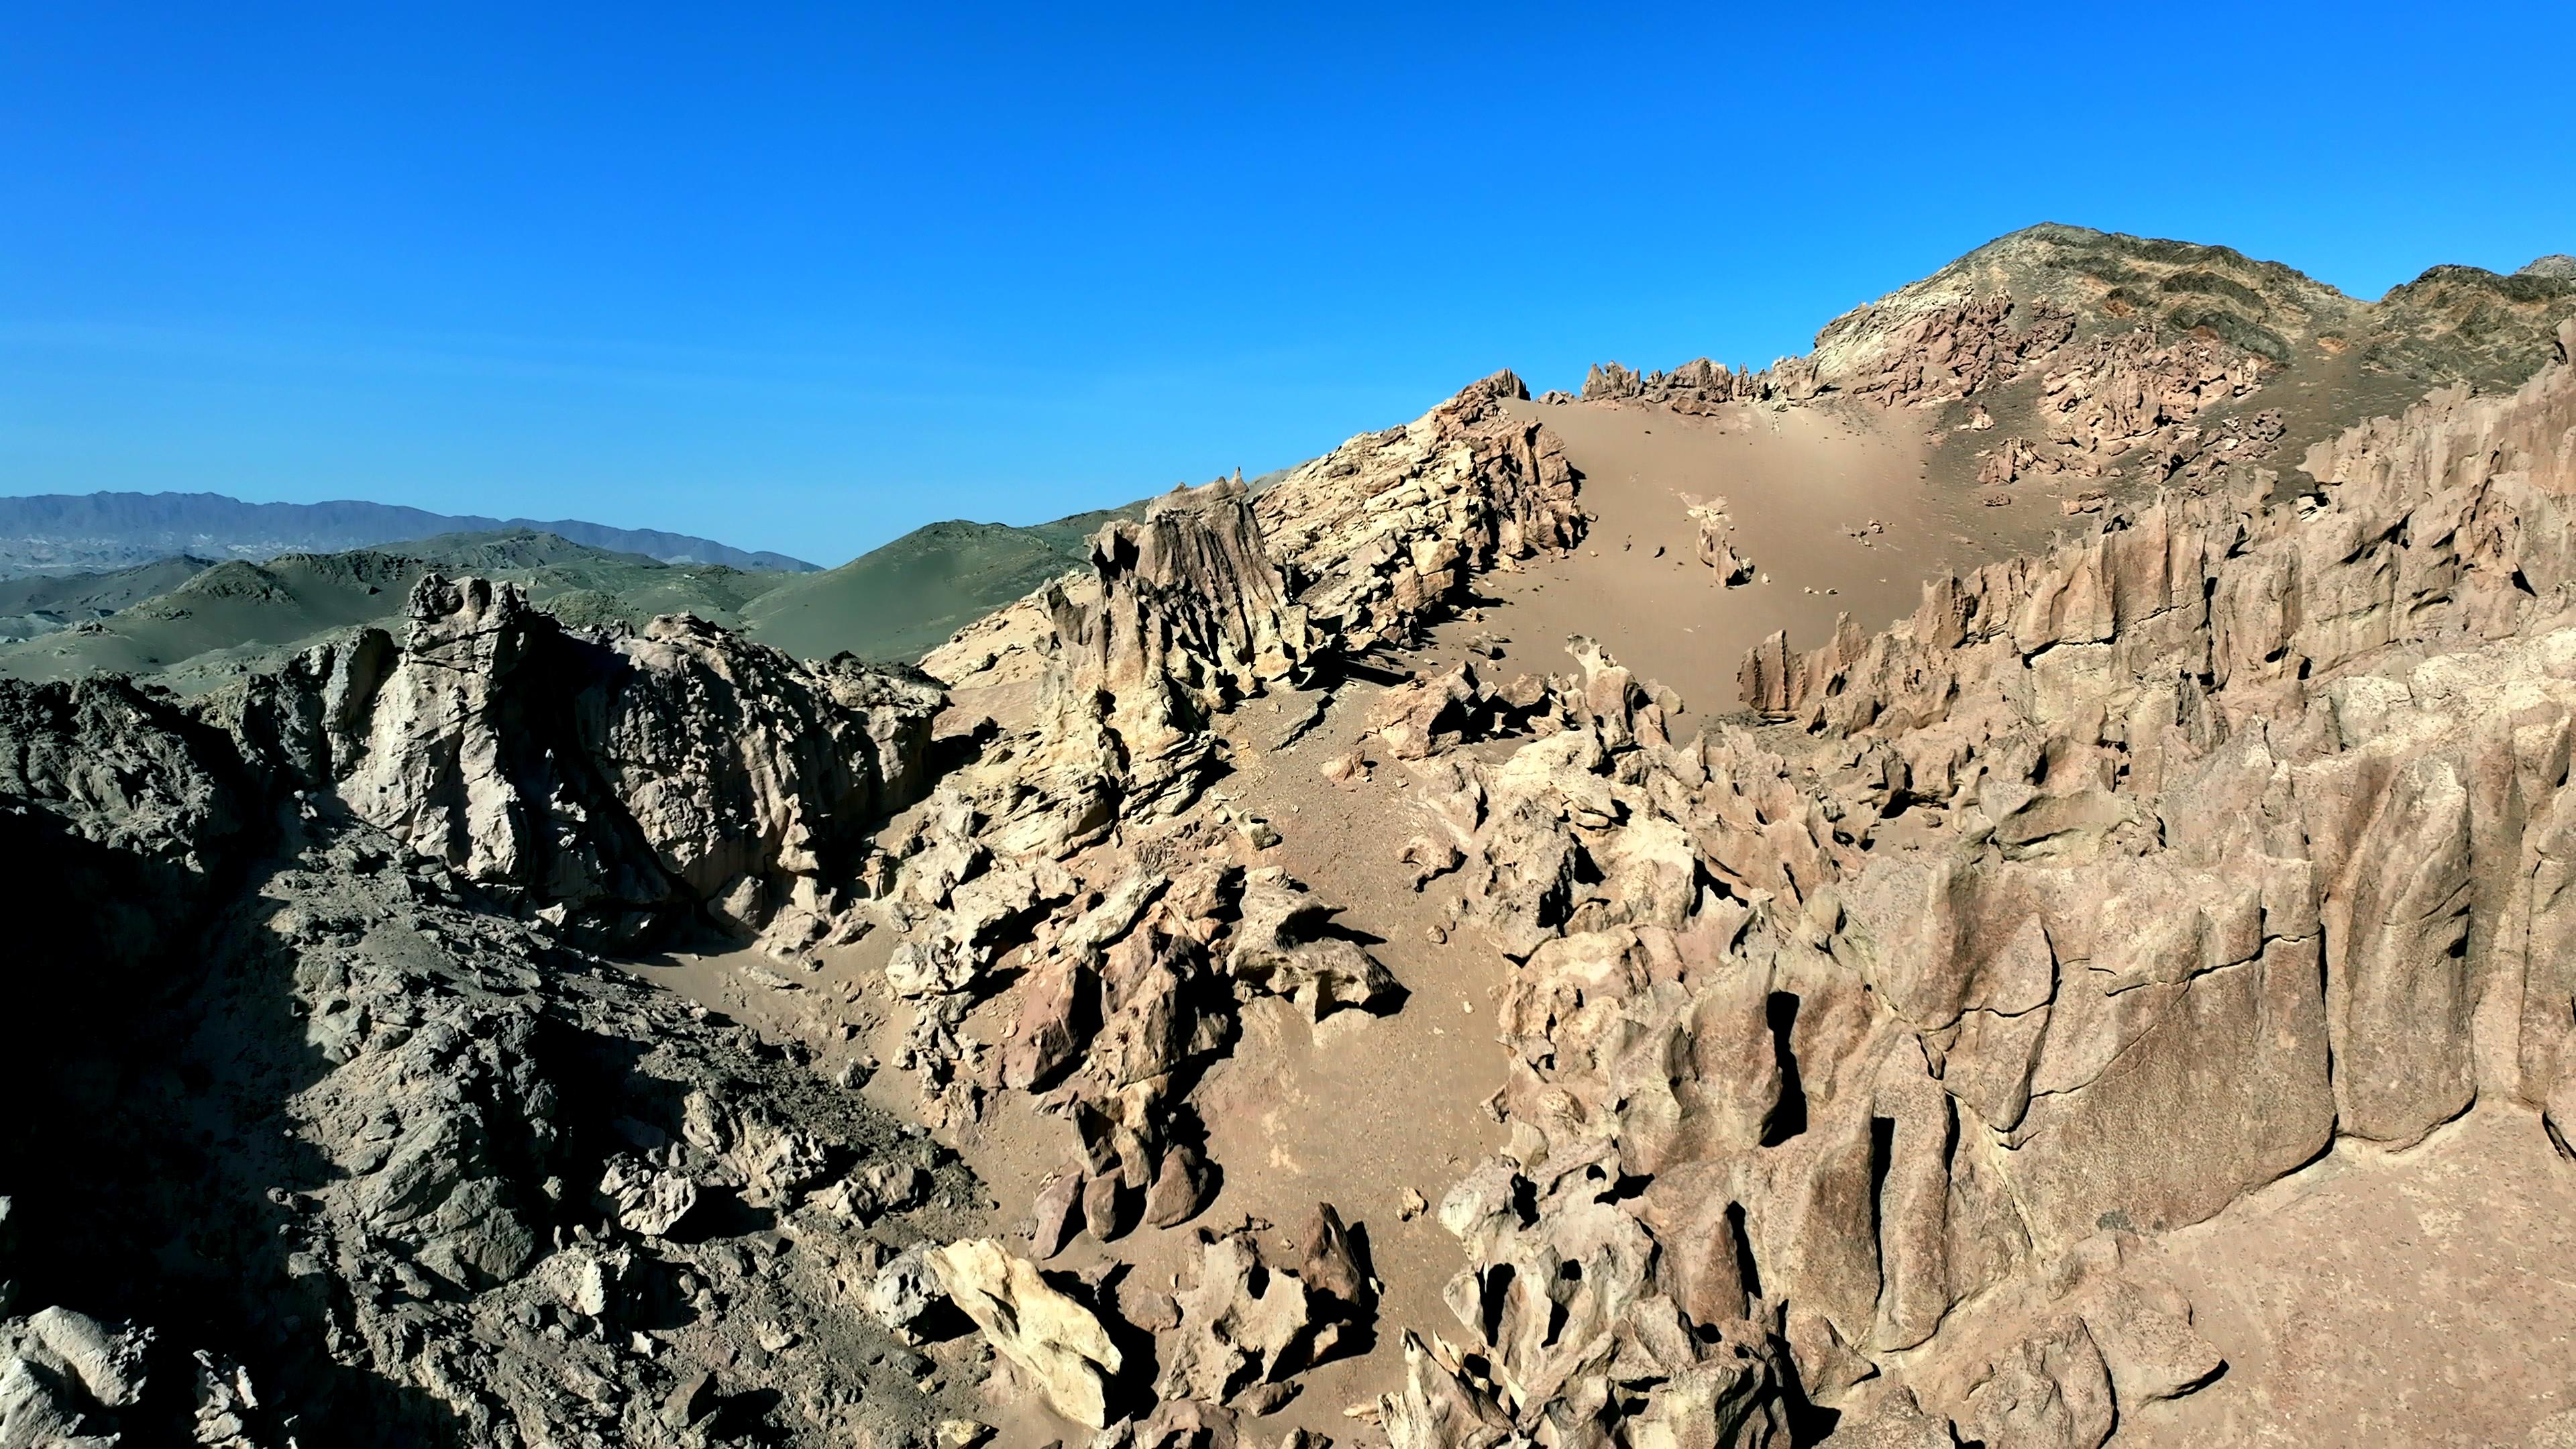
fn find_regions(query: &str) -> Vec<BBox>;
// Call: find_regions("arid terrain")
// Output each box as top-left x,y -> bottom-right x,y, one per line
7,223 -> 2575,1448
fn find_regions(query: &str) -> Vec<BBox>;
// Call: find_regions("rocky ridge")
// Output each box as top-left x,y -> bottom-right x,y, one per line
217,573 -> 940,953
1568,224 -> 2576,527
1,669 -> 982,1446
1365,318 -> 2576,1444
6,240 -> 2573,1449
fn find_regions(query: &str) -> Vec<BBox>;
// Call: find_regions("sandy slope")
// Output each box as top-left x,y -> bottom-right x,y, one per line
1496,396 -> 2072,715
2130,1108 -> 2576,1447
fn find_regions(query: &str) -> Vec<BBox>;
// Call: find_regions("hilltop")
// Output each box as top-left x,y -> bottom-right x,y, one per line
737,504 -> 1146,665
0,529 -> 783,690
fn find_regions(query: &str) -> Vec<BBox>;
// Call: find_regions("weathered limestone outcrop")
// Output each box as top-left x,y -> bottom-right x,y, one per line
1031,476 -> 1312,827
1155,1208 -> 1375,1415
871,373 -> 1589,1277
2036,329 -> 2265,460
1375,320 -> 2576,1444
1582,296 -> 2074,415
1259,371 -> 1583,652
1829,294 -> 2078,407
1,661 -> 982,1446
1363,660 -> 1556,762
1580,355 -> 1823,410
926,372 -> 1583,708
926,1238 -> 1125,1429
216,573 -> 941,952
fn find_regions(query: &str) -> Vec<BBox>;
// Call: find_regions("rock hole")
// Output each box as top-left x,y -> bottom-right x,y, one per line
1868,1116 -> 1896,1254
1726,1201 -> 1764,1301
1760,991 -> 1809,1146
1595,1171 -> 1652,1204
1479,1263 -> 1515,1344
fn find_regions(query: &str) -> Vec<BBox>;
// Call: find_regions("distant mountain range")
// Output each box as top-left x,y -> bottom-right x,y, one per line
0,498 -> 1154,689
0,491 -> 819,575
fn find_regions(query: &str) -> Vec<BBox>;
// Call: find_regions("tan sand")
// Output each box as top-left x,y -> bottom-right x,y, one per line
1495,396 -> 2074,716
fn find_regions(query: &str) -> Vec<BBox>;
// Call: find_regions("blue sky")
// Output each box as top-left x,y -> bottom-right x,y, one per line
5,3 -> 2571,566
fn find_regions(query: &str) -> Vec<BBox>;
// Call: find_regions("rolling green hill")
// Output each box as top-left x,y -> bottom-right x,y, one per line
0,500 -> 1160,691
0,530 -> 790,693
0,555 -> 220,642
736,503 -> 1145,664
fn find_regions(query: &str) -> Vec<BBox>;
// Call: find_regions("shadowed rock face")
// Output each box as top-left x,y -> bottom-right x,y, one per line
213,572 -> 941,953
0,652 -> 979,1446
1033,476 -> 1313,827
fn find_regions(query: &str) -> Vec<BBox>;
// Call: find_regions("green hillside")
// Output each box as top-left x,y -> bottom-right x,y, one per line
0,530 -> 789,693
738,503 -> 1144,664
0,556 -> 219,642
0,498 -> 1161,690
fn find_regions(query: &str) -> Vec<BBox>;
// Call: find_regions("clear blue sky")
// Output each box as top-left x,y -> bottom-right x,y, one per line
5,3 -> 2571,566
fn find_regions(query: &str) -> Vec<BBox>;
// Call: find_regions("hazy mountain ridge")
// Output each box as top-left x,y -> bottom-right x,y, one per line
0,490 -> 820,576
0,499 -> 1157,688
0,529 -> 789,692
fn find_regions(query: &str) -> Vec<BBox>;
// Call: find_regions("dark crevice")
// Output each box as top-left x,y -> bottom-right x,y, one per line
1868,1116 -> 1896,1262
1760,992 -> 1809,1146
1478,1263 -> 1515,1345
1726,1201 -> 1763,1302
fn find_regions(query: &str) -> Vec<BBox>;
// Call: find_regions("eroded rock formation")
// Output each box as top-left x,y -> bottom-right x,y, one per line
9,231 -> 2572,1448
215,572 -> 941,953
1581,356 -> 1823,410
1,661 -> 981,1446
1368,320 -> 2576,1444
1260,371 -> 1583,652
1831,294 -> 2078,408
